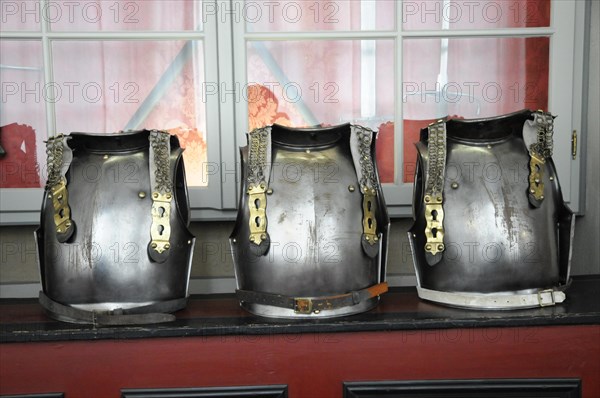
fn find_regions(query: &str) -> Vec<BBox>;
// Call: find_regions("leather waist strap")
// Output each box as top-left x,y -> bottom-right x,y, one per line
236,282 -> 388,314
39,291 -> 186,326
417,286 -> 566,309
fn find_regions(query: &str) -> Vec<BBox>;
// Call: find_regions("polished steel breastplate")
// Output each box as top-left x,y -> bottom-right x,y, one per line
409,110 -> 574,309
36,130 -> 195,324
230,124 -> 390,318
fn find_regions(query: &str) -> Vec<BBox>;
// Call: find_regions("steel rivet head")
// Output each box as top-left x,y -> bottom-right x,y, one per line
348,185 -> 355,192
426,244 -> 432,251
103,154 -> 109,160
166,193 -> 172,200
151,242 -> 158,248
164,243 -> 170,250
188,240 -> 192,244
534,178 -> 540,184
451,182 -> 459,189
249,235 -> 255,242
313,310 -> 320,314
232,238 -> 236,243
305,149 -> 311,154
549,176 -> 554,181
267,188 -> 273,195
153,192 -> 159,199
438,244 -> 444,251
487,144 -> 492,149
261,233 -> 266,240
540,195 -> 544,200
530,189 -> 535,194
138,191 -> 146,199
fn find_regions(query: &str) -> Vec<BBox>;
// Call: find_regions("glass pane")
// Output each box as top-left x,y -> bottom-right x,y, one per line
247,39 -> 395,183
52,40 -> 208,187
49,0 -> 202,31
402,0 -> 550,30
0,40 -> 46,188
401,36 -> 550,182
0,0 -> 41,31
246,0 -> 395,32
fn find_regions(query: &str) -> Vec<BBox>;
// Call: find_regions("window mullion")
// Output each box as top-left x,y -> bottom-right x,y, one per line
40,0 -> 56,137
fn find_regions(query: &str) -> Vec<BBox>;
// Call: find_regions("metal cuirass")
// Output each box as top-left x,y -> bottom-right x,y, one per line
36,130 -> 195,325
409,110 -> 574,309
230,124 -> 390,318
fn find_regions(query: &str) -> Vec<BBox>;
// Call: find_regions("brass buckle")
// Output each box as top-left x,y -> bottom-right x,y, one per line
537,289 -> 555,307
294,298 -> 313,314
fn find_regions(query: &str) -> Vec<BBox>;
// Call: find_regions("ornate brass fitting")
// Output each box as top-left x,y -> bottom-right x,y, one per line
150,191 -> 172,254
248,183 -> 268,245
362,187 -> 378,245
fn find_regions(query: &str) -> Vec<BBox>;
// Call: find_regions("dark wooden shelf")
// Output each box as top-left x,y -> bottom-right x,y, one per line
2,276 -> 599,343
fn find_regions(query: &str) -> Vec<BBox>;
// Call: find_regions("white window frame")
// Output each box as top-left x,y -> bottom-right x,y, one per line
0,0 -> 588,225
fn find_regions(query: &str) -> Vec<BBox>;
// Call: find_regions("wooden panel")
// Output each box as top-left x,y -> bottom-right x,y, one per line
1,326 -> 598,398
343,379 -> 582,397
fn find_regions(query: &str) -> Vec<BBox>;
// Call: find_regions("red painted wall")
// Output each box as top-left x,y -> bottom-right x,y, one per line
1,325 -> 599,398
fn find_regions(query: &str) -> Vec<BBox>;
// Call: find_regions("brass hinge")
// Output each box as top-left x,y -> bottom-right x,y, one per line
571,130 -> 577,160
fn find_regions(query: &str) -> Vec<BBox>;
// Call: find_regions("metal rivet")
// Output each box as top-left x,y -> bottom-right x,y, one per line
313,310 -> 320,314
188,240 -> 192,244
424,196 -> 430,203
305,149 -> 311,154
249,235 -> 255,242
487,144 -> 492,149
166,193 -> 172,200
164,243 -> 170,250
413,233 -> 417,238
151,242 -> 157,248
103,154 -> 109,160
138,191 -> 146,199
426,244 -> 432,251
153,192 -> 159,199
540,195 -> 544,200
530,189 -> 535,194
451,182 -> 459,189
365,236 -> 370,241
549,176 -> 554,181
374,236 -> 379,242
261,233 -> 266,240
348,185 -> 355,192
232,238 -> 236,243
438,244 -> 444,251
267,188 -> 273,195
534,178 -> 540,184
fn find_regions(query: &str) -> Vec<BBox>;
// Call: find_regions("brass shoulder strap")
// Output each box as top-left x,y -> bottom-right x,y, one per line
246,127 -> 271,253
523,110 -> 554,208
45,134 -> 75,243
350,125 -> 380,258
148,130 -> 173,263
423,120 -> 447,265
